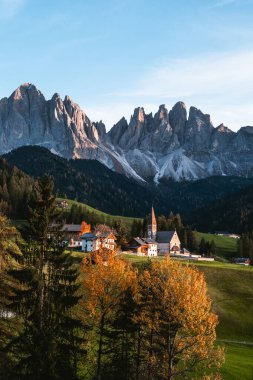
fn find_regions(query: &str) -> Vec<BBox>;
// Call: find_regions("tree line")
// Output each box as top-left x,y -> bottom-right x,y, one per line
0,175 -> 224,379
237,232 -> 253,261
0,158 -> 34,219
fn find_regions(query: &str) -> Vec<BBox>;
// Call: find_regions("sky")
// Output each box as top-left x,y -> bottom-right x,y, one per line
1,0 -> 253,131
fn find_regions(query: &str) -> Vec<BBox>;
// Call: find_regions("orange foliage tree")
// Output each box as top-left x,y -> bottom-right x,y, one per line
135,257 -> 224,380
82,250 -> 137,380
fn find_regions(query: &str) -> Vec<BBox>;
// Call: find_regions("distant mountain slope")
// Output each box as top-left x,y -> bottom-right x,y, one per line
4,146 -> 253,224
4,146 -> 153,216
1,83 -> 253,182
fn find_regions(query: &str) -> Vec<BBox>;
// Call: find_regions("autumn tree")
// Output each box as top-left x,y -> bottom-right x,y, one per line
82,251 -> 137,380
135,258 -> 224,380
94,223 -> 114,237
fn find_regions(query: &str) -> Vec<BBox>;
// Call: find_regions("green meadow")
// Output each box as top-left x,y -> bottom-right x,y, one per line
195,231 -> 237,259
119,255 -> 253,379
57,198 -> 141,228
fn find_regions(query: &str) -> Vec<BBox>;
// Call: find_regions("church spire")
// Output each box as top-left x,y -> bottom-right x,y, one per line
148,206 -> 157,239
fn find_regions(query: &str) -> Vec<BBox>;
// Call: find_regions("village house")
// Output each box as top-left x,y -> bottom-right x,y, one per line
100,232 -> 116,251
63,221 -> 91,240
127,237 -> 158,257
81,231 -> 117,253
62,221 -> 91,248
56,199 -> 69,209
81,233 -> 100,252
233,257 -> 250,266
48,220 -> 91,248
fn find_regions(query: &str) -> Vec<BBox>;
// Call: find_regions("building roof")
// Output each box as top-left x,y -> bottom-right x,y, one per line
156,231 -> 175,243
82,233 -> 98,240
142,238 -> 157,245
98,232 -> 116,239
133,237 -> 146,246
63,224 -> 82,232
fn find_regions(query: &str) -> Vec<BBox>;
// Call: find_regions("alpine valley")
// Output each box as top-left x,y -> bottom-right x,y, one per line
1,83 -> 253,183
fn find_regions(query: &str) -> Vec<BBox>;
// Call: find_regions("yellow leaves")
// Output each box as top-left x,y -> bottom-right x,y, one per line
81,254 -> 224,378
82,249 -> 137,320
135,257 -> 224,377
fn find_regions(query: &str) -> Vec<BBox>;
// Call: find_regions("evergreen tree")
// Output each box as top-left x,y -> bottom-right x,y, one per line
0,215 -> 23,378
10,175 -> 84,380
210,240 -> 216,257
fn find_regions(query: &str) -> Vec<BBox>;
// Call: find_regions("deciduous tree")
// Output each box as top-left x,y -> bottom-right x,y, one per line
135,258 -> 224,380
82,251 -> 137,380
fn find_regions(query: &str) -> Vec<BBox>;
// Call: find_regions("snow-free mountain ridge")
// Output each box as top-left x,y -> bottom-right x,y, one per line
1,83 -> 253,182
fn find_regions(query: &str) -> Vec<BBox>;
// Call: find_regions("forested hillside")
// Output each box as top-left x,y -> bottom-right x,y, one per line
0,158 -> 34,218
191,185 -> 253,233
4,146 -> 253,227
4,146 -> 153,217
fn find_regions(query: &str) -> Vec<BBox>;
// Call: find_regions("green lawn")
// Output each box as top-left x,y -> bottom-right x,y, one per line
121,255 -> 253,379
195,231 -> 237,259
220,343 -> 253,380
57,197 -> 141,228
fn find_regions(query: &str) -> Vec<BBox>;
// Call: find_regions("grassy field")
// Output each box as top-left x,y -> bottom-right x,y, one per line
57,197 -> 141,228
195,231 -> 237,259
119,255 -> 253,379
220,343 -> 253,380
72,251 -> 253,378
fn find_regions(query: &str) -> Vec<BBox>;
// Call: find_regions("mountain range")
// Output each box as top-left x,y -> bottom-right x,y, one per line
1,83 -> 253,182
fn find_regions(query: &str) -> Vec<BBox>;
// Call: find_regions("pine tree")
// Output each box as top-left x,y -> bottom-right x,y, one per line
210,240 -> 216,257
10,175 -> 84,380
0,215 -> 23,378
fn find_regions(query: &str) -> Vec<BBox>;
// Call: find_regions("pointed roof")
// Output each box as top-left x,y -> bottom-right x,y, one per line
149,206 -> 157,225
156,231 -> 175,243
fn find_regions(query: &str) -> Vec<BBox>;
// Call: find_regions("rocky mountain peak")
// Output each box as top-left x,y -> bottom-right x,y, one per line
188,107 -> 213,130
169,101 -> 187,143
216,123 -> 233,133
154,104 -> 168,121
1,83 -> 253,183
51,92 -> 61,101
240,126 -> 253,135
131,107 -> 145,125
11,83 -> 44,102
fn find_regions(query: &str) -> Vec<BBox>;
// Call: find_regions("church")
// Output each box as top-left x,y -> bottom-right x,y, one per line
148,207 -> 181,255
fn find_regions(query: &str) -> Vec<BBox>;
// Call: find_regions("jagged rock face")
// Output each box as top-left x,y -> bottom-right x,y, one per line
184,107 -> 214,150
1,83 -> 253,182
0,83 -> 101,159
169,101 -> 187,144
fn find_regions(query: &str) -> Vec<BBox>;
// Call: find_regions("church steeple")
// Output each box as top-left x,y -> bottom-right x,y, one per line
148,206 -> 157,239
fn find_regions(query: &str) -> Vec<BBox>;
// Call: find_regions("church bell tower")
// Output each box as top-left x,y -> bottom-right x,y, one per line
148,206 -> 157,240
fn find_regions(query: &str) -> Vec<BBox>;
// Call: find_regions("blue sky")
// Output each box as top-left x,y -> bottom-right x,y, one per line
1,0 -> 253,130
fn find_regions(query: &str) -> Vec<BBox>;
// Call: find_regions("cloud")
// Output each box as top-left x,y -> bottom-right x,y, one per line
99,50 -> 253,130
0,0 -> 26,19
115,50 -> 253,100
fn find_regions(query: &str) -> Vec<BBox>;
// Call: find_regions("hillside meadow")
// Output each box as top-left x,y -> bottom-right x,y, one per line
195,231 -> 237,259
57,198 -> 141,228
71,249 -> 253,379
108,254 -> 253,379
